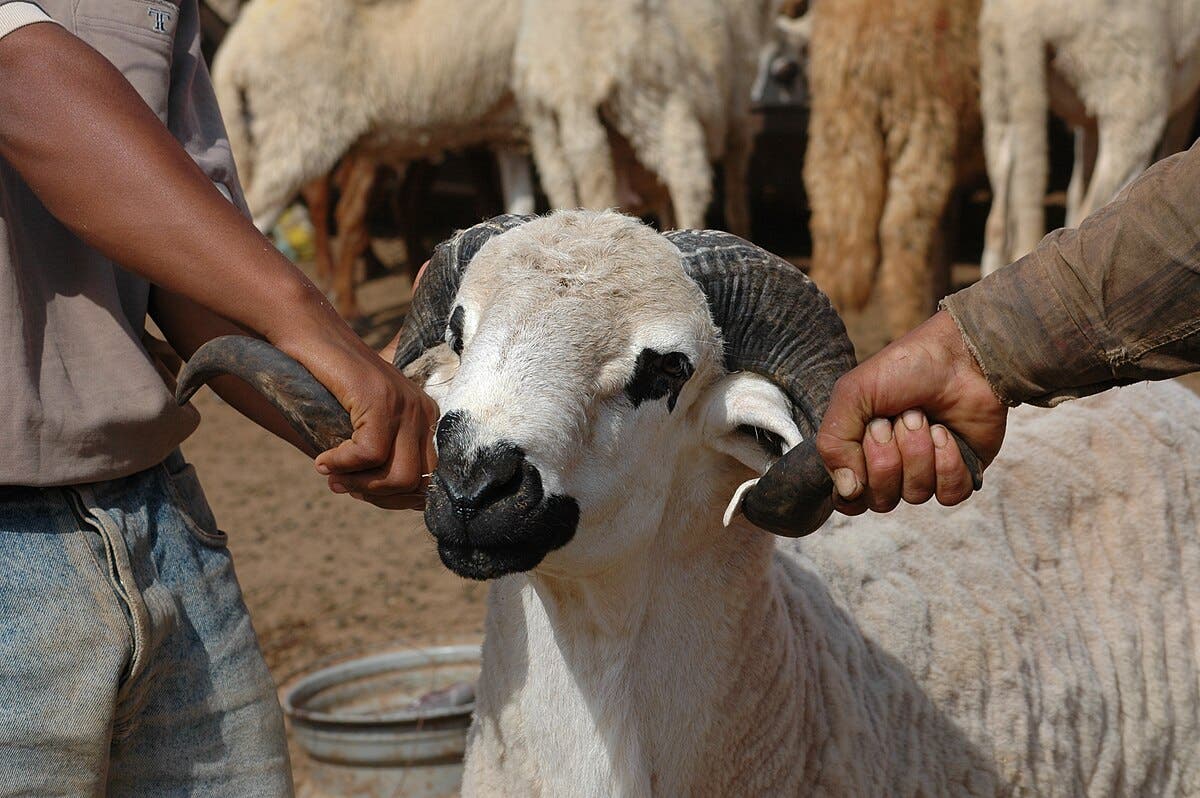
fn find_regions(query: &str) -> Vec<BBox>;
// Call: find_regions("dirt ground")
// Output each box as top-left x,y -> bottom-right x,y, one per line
181,249 -> 1200,786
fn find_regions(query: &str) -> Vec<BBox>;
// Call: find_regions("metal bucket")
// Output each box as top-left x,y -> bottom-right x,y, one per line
283,644 -> 481,798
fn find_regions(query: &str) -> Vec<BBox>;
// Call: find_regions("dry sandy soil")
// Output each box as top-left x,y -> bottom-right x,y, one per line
181,252 -> 1200,786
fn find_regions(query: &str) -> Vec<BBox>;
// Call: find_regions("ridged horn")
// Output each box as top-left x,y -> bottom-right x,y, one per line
176,335 -> 353,455
666,229 -> 982,538
174,216 -> 533,456
666,230 -> 855,537
666,229 -> 856,441
392,214 -> 534,370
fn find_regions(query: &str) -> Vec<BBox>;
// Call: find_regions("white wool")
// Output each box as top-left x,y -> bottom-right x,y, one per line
211,0 -> 525,231
410,211 -> 1200,796
980,0 -> 1200,274
512,0 -> 782,235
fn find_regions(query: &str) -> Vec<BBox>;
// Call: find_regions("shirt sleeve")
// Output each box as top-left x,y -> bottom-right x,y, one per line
942,138 -> 1200,407
166,0 -> 251,219
0,2 -> 59,40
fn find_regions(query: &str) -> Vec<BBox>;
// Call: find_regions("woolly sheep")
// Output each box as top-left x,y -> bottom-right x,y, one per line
980,0 -> 1200,275
183,210 -> 1200,796
212,0 -> 527,234
513,0 -> 782,235
803,0 -> 984,339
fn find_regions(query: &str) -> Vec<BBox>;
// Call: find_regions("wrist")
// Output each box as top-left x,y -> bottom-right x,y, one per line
929,309 -> 1004,407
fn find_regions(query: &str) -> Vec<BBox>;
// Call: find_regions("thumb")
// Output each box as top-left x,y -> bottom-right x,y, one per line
815,376 -> 872,501
315,423 -> 391,474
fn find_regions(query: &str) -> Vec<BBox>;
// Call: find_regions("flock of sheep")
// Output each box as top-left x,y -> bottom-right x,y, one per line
211,0 -> 1200,337
194,0 -> 1200,795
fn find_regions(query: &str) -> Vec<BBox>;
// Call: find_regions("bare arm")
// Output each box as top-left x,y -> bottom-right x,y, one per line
150,288 -> 311,454
0,22 -> 436,503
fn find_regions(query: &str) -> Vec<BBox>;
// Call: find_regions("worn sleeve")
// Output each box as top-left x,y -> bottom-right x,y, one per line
0,2 -> 58,39
167,0 -> 251,218
942,138 -> 1200,407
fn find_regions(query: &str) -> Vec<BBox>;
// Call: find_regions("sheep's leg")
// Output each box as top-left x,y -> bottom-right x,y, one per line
658,96 -> 712,230
300,173 -> 334,288
979,10 -> 1011,277
879,115 -> 956,338
526,106 -> 579,210
980,123 -> 1012,277
241,101 -> 362,234
803,87 -> 885,310
497,147 -> 536,216
1002,23 -> 1050,265
721,116 -> 753,237
330,156 -> 377,321
1065,124 -> 1097,228
1076,109 -> 1166,221
558,103 -> 619,210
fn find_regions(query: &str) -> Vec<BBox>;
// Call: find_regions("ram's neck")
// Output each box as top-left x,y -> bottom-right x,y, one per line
463,498 -> 822,797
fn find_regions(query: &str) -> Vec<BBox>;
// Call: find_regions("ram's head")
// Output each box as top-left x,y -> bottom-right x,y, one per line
178,212 -> 855,580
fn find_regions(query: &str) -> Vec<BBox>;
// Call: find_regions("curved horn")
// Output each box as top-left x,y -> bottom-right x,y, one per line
666,230 -> 984,537
176,335 -> 353,455
666,229 -> 855,441
174,216 -> 533,455
666,229 -> 854,537
392,213 -> 534,370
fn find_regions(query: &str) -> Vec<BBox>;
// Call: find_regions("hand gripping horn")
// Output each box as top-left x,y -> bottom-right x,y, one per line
174,215 -> 534,453
667,230 -> 982,537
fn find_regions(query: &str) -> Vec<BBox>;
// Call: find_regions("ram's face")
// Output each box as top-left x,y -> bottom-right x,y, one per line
175,212 -> 853,581
417,216 -> 726,580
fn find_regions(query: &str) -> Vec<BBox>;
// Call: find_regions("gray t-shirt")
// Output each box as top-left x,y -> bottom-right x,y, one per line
0,0 -> 249,486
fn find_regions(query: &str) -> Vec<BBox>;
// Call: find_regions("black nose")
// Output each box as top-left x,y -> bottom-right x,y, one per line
441,443 -> 527,514
435,411 -> 534,517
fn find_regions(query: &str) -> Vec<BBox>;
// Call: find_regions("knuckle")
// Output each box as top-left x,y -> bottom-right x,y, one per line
865,446 -> 901,478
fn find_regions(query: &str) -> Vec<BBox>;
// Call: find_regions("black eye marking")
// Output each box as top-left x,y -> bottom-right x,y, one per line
625,348 -> 694,412
447,306 -> 465,356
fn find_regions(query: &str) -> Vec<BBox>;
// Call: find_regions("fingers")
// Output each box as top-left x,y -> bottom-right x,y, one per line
352,492 -> 426,511
836,411 -> 941,514
861,418 -> 902,512
315,425 -> 393,475
816,374 -> 872,504
931,424 -> 974,506
894,410 -> 935,504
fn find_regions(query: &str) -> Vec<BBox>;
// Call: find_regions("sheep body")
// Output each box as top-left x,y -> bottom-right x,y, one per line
980,0 -> 1200,274
512,0 -> 777,234
212,0 -> 524,232
803,0 -> 983,339
460,378 -> 1200,796
369,212 -> 1200,796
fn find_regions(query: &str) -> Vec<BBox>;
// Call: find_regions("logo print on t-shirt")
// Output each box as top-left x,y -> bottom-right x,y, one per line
148,7 -> 171,32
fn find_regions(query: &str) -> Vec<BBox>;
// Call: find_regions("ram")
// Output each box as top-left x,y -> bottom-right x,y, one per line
183,212 -> 1200,796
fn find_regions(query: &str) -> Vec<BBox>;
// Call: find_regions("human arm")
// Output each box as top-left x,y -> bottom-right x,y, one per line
0,19 -> 436,501
817,138 -> 1200,513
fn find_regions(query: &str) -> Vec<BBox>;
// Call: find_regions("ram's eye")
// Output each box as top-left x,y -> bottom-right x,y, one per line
447,306 -> 465,356
660,352 -> 690,378
625,349 -> 694,412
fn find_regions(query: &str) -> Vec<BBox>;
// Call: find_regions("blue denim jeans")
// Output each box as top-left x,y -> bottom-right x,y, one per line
0,451 -> 293,796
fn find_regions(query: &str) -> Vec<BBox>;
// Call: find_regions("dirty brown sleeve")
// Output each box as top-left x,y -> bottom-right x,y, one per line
942,138 -> 1200,407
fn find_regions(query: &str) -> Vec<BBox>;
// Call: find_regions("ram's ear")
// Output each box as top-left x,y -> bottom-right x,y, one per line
401,343 -> 459,406
699,372 -> 803,526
